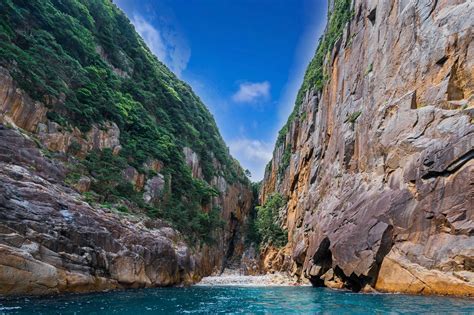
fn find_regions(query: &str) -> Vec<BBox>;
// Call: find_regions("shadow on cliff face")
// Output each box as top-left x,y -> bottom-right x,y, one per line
221,212 -> 239,272
309,225 -> 394,292
308,237 -> 332,287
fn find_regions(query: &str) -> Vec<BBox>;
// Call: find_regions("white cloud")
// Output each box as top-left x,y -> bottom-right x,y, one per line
232,81 -> 271,103
229,138 -> 273,162
131,14 -> 190,77
228,138 -> 273,181
131,15 -> 166,61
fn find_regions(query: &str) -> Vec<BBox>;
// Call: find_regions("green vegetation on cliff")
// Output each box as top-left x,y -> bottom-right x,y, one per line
0,0 -> 249,243
253,193 -> 287,248
244,182 -> 262,247
276,0 -> 352,149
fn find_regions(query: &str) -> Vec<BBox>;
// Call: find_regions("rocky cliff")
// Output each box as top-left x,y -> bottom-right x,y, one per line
0,121 -> 251,295
261,0 -> 473,296
0,0 -> 252,295
0,124 -> 200,294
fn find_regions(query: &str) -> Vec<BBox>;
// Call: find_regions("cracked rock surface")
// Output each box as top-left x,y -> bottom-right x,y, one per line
0,125 -> 205,294
261,0 -> 473,296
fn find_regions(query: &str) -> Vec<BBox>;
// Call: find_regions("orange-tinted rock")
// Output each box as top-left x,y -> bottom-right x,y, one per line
0,67 -> 47,132
37,120 -> 121,157
375,251 -> 474,296
123,166 -> 146,191
74,176 -> 91,193
261,0 -> 474,296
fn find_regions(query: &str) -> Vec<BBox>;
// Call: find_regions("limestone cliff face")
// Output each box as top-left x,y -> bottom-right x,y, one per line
261,0 -> 473,296
182,146 -> 253,274
0,69 -> 252,294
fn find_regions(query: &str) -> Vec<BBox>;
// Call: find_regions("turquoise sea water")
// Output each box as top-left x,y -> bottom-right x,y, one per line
0,286 -> 473,314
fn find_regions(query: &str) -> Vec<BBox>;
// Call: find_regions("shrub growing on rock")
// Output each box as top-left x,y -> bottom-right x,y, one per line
255,193 -> 287,248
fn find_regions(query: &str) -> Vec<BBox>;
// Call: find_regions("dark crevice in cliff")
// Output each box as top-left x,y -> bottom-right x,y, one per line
421,150 -> 473,180
435,55 -> 448,66
308,237 -> 332,286
356,3 -> 363,22
221,212 -> 240,273
309,224 -> 395,292
226,213 -> 238,259
368,224 -> 394,285
426,0 -> 439,21
367,8 -> 376,25
335,268 -> 366,292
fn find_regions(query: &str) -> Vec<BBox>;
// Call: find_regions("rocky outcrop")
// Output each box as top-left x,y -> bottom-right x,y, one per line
37,120 -> 122,157
261,0 -> 473,296
0,116 -> 252,296
0,125 -> 204,295
143,174 -> 166,204
123,166 -> 146,191
0,70 -> 253,295
0,67 -> 122,158
0,67 -> 47,132
183,147 -> 203,179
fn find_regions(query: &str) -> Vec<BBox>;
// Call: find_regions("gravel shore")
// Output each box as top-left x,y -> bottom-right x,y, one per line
196,270 -> 311,287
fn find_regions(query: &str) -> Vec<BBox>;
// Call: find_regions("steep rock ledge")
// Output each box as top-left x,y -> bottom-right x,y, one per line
261,0 -> 473,296
0,125 -> 200,294
0,120 -> 252,294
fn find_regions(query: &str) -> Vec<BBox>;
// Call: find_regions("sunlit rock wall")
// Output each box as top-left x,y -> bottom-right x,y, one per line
261,0 -> 473,296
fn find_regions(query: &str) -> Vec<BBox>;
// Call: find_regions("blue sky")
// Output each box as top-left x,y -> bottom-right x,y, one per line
114,0 -> 327,180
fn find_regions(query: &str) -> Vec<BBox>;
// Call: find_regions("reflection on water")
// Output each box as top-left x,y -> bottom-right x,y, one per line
0,286 -> 473,314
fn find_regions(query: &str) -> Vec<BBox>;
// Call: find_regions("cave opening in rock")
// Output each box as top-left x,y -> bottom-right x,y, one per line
309,237 -> 333,287
222,212 -> 240,271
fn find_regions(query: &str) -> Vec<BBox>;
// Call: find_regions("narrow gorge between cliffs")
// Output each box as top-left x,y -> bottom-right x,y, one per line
0,0 -> 473,313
